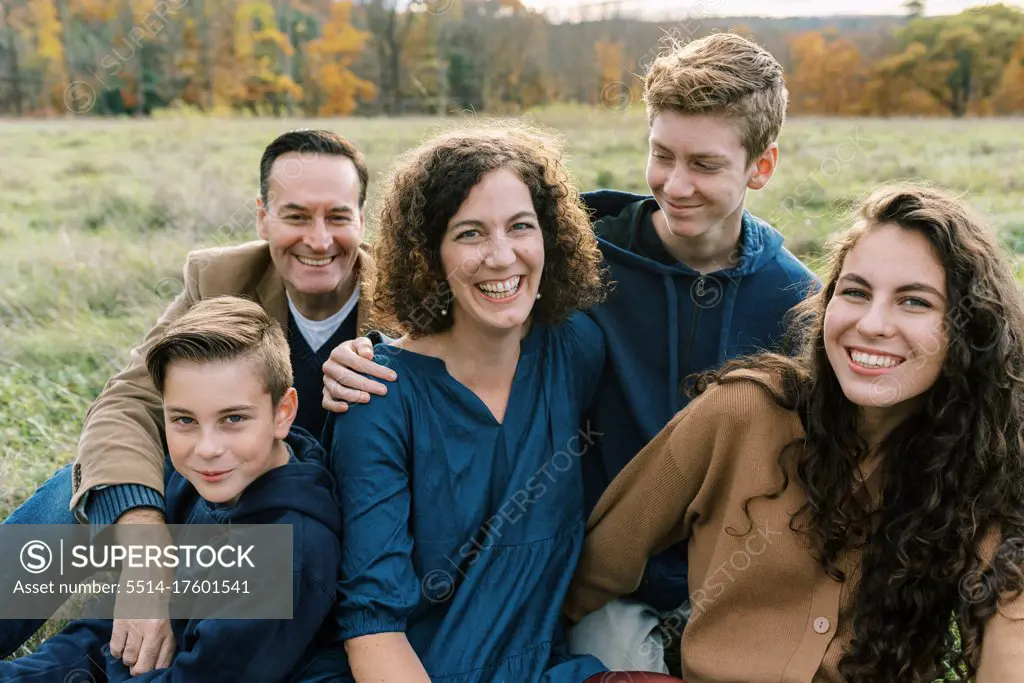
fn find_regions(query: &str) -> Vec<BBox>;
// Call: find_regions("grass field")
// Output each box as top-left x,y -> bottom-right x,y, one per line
1,108 -> 1022,661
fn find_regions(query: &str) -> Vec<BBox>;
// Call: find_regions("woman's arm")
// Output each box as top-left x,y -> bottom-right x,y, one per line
564,381 -> 728,623
346,633 -> 431,683
322,370 -> 429,678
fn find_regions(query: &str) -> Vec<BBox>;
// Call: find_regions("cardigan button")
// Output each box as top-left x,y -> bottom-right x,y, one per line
813,617 -> 831,634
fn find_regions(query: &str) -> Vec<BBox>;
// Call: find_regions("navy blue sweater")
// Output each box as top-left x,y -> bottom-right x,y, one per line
1,429 -> 342,683
579,190 -> 820,610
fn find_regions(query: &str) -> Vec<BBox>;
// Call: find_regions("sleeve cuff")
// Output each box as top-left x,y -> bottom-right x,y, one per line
336,616 -> 407,642
367,329 -> 396,346
85,484 -> 165,527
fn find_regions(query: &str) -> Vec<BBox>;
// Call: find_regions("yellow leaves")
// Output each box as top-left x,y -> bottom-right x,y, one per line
994,35 -> 1024,113
594,40 -> 624,88
314,65 -> 376,115
69,0 -> 118,23
304,1 -> 375,114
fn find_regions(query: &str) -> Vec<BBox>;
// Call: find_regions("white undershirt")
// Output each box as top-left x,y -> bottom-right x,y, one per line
286,283 -> 360,352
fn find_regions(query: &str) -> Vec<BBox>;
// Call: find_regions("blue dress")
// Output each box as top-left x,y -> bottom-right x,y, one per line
321,313 -> 608,683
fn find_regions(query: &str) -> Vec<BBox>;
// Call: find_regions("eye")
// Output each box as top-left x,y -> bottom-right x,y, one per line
901,296 -> 932,308
456,229 -> 480,240
651,151 -> 669,160
840,287 -> 868,300
694,162 -> 721,172
512,222 -> 535,231
171,416 -> 195,425
224,415 -> 247,424
327,215 -> 350,224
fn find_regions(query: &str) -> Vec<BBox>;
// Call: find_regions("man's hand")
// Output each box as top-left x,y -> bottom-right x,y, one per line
110,616 -> 175,676
109,507 -> 176,675
322,336 -> 397,413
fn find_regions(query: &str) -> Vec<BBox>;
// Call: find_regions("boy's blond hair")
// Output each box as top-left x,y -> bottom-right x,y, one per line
146,296 -> 292,405
643,32 -> 788,162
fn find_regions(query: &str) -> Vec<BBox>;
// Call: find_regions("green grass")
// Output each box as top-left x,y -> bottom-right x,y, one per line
1,109 -> 1020,669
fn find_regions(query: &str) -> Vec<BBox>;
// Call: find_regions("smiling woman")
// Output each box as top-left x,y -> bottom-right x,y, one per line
565,182 -> 1024,683
300,123 -> 615,683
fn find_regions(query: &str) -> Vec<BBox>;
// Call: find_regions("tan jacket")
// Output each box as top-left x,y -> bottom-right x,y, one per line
565,371 -> 1024,683
70,240 -> 376,511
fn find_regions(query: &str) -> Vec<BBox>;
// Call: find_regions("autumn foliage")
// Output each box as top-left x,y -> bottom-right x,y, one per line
0,0 -> 1022,117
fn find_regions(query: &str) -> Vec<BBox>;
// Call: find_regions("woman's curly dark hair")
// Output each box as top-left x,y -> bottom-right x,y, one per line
370,122 -> 606,337
698,183 -> 1024,682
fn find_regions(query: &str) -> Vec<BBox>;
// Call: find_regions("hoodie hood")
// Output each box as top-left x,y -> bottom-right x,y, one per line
167,427 -> 342,538
579,192 -> 818,611
583,190 -> 785,277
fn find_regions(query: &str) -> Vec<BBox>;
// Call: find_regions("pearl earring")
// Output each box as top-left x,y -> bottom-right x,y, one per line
536,292 -> 542,300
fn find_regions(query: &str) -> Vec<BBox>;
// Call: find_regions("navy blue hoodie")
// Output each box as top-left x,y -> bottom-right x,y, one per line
0,428 -> 342,683
579,190 -> 820,611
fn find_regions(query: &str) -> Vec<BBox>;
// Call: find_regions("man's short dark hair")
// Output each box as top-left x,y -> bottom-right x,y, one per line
259,129 -> 369,208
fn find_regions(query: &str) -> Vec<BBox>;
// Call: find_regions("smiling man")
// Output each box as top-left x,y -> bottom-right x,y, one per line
0,129 -> 376,672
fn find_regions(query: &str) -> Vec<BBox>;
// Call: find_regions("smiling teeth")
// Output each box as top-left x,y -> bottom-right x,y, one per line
851,350 -> 902,368
477,276 -> 521,299
297,255 -> 333,267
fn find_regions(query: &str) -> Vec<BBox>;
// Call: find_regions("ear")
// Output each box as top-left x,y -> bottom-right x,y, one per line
273,387 -> 298,441
747,142 -> 779,191
256,196 -> 269,241
357,210 -> 367,238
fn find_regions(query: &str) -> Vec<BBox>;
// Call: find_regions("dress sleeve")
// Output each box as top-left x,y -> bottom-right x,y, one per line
322,362 -> 421,640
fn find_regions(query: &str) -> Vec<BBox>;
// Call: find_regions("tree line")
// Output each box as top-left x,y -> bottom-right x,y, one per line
0,0 -> 1021,118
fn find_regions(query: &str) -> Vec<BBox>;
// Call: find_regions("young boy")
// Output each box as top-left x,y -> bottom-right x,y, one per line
0,297 -> 342,682
322,32 -> 819,676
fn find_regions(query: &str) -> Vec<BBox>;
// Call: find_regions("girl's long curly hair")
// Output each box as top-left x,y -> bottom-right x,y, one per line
698,183 -> 1024,682
370,121 -> 606,337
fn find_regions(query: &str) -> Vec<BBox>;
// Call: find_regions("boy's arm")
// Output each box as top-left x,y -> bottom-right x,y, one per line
71,255 -> 205,519
126,568 -> 338,683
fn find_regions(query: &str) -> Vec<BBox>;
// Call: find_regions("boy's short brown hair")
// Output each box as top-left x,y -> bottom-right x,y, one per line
643,32 -> 789,161
146,296 -> 292,405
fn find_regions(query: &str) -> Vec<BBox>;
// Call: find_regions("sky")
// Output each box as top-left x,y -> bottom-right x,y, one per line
520,0 -> 1024,20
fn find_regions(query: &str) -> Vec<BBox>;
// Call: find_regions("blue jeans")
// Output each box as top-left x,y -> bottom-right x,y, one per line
1,464 -> 78,658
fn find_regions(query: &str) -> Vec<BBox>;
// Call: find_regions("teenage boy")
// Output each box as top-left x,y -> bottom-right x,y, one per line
1,128 -> 374,671
320,32 -> 819,675
0,297 -> 342,682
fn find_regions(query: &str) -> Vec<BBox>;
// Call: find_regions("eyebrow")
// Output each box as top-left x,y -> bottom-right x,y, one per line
277,203 -> 354,215
650,141 -> 729,161
449,211 -> 538,231
165,405 -> 258,415
839,273 -> 946,301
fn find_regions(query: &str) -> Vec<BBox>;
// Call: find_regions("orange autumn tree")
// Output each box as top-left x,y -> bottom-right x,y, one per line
304,1 -> 375,115
594,39 -> 626,106
994,33 -> 1024,113
787,30 -> 867,115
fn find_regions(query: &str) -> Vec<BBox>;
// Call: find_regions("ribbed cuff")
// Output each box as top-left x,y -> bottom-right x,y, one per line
85,484 -> 165,527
